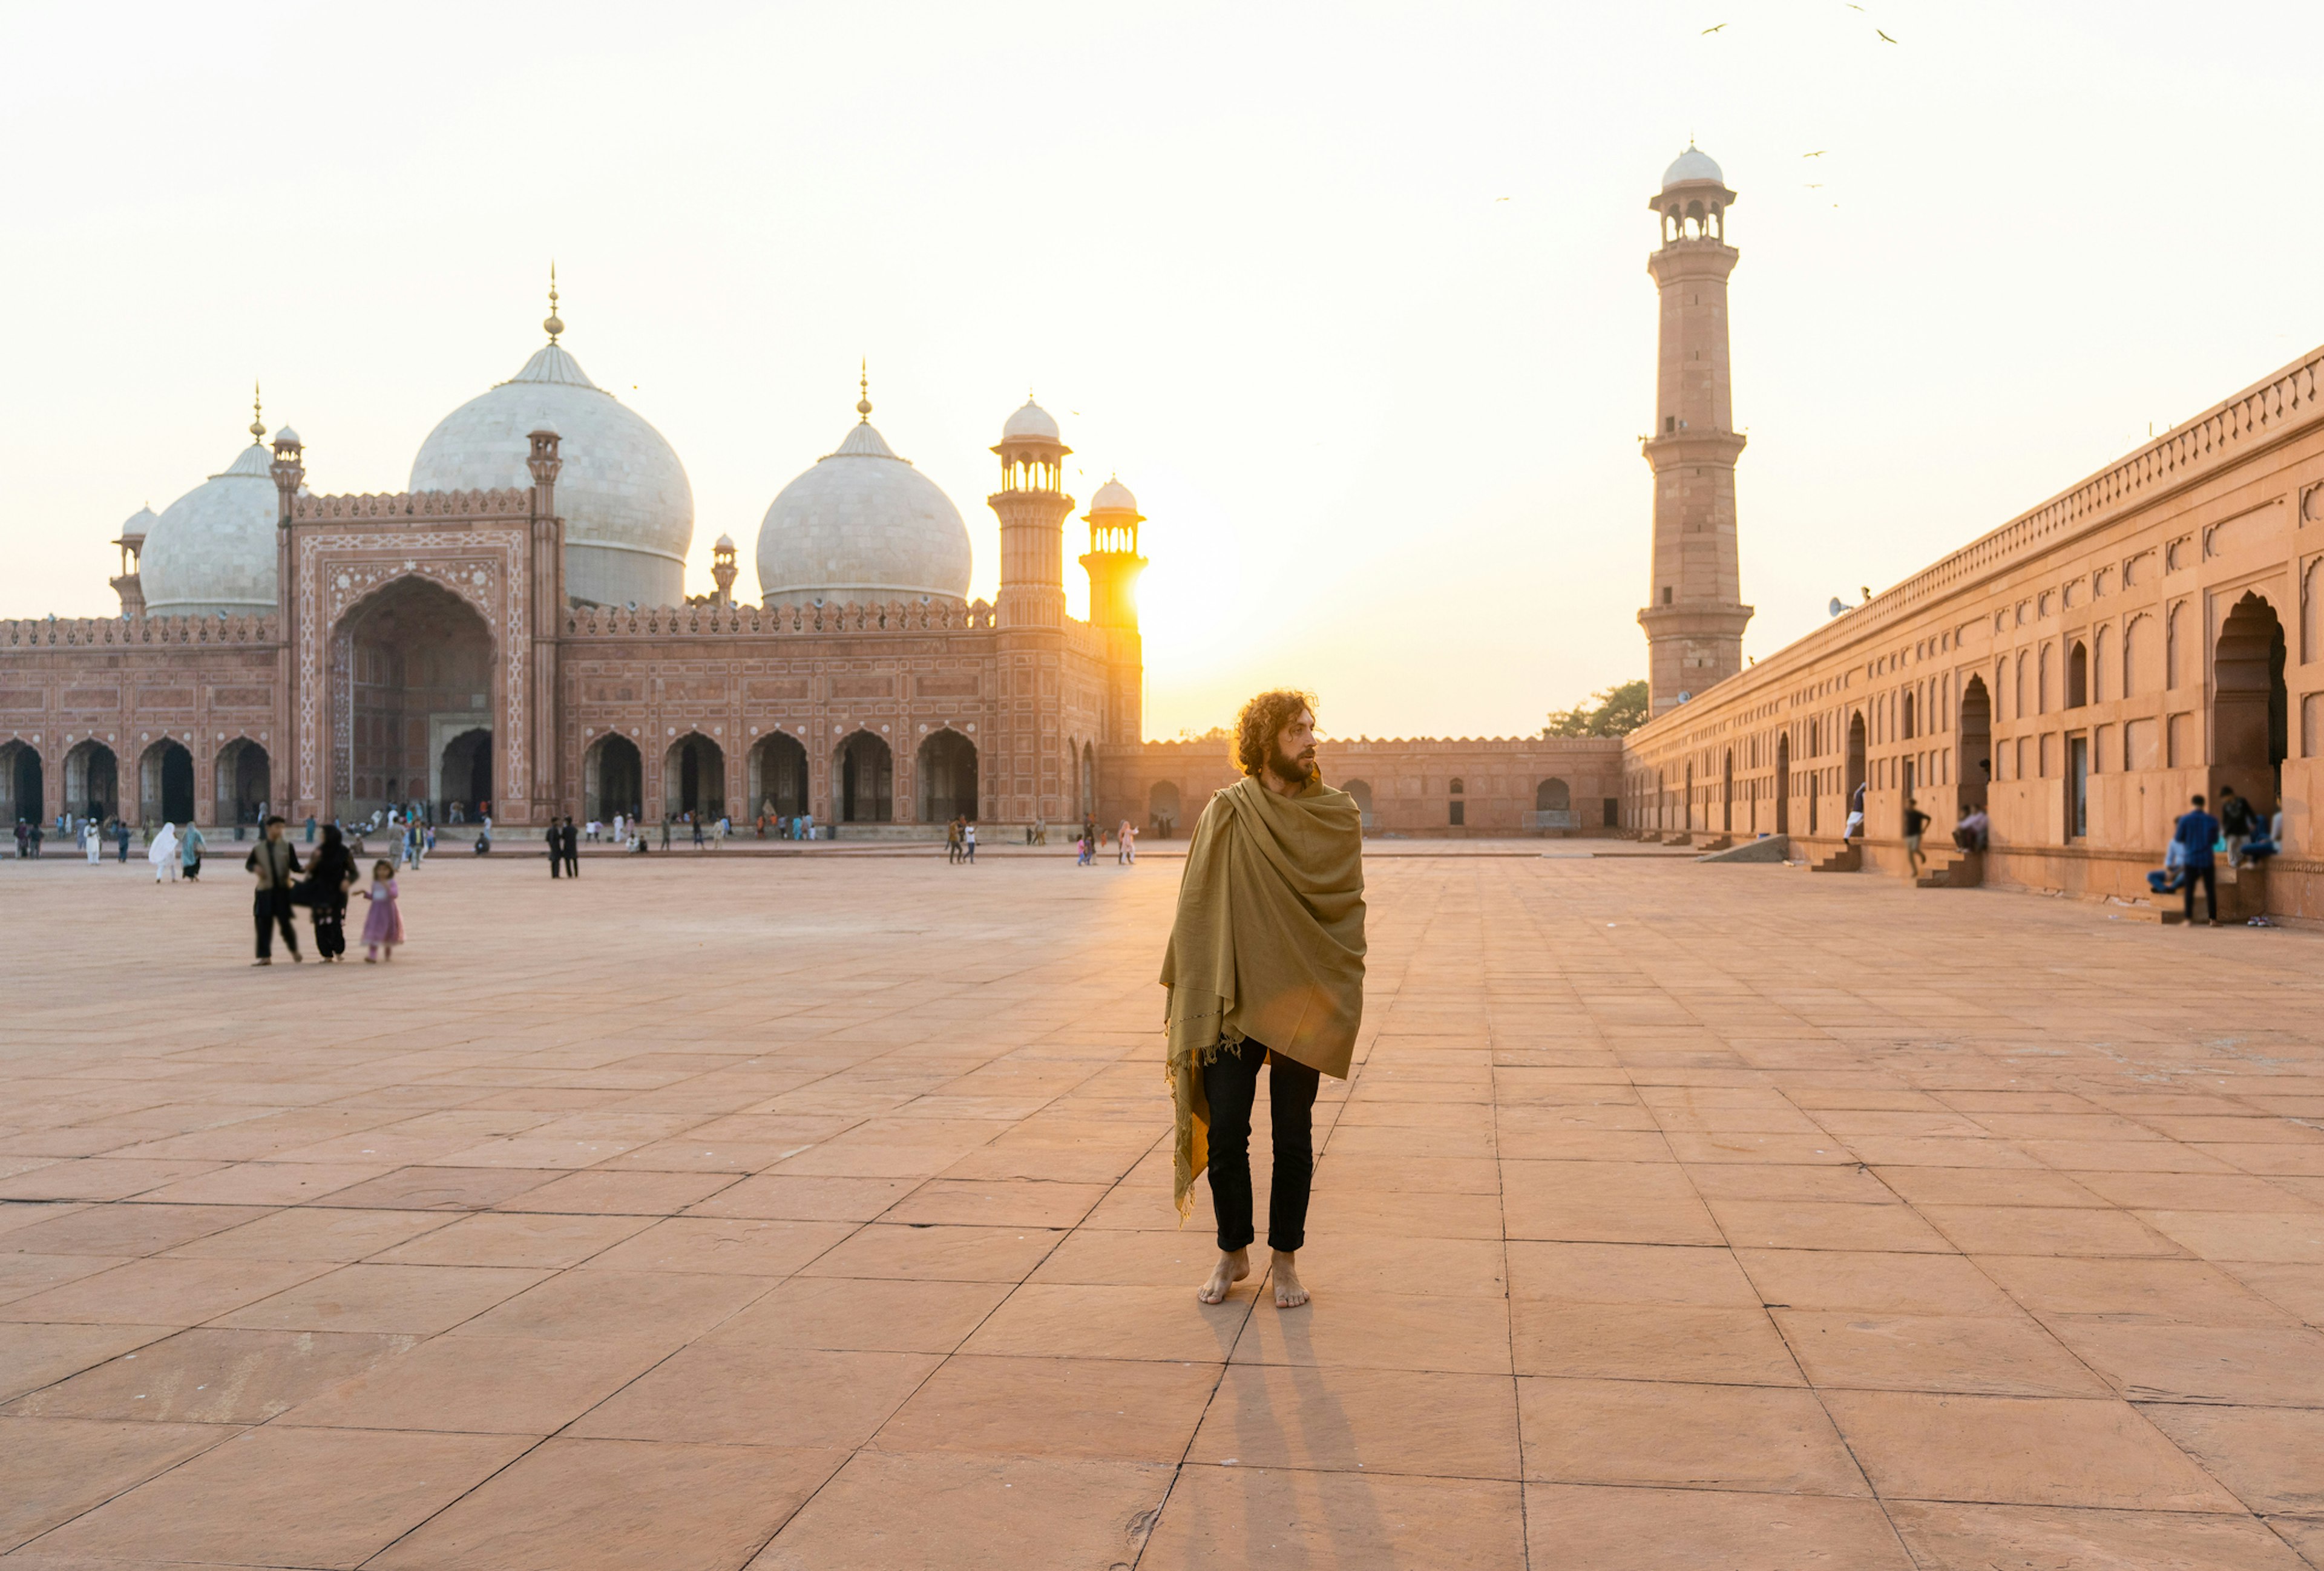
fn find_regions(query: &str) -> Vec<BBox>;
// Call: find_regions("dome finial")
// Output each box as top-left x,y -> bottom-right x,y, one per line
543,261 -> 564,343
248,381 -> 265,445
856,358 -> 872,422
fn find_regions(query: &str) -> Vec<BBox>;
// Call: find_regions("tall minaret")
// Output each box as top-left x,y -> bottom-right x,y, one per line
990,396 -> 1072,629
1080,477 -> 1148,744
1638,143 -> 1753,718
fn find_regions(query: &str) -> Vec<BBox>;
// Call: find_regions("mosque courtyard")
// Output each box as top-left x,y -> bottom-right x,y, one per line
2,846 -> 2323,1569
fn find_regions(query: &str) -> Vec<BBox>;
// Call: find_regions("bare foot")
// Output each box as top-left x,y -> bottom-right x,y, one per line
1197,1247 -> 1249,1304
1272,1250 -> 1309,1309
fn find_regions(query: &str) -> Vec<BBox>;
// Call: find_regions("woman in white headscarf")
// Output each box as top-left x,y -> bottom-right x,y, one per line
147,822 -> 179,884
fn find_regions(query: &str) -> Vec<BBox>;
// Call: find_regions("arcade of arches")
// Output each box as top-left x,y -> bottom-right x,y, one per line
1622,344 -> 2324,920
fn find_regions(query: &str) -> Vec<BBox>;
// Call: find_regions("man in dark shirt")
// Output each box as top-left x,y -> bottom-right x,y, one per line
563,817 -> 580,877
1902,798 -> 1931,879
2217,787 -> 2253,868
2172,793 -> 2222,925
246,816 -> 304,965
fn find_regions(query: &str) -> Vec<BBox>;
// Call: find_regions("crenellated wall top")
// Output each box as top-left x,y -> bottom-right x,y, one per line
563,598 -> 998,638
291,488 -> 534,523
0,614 -> 278,648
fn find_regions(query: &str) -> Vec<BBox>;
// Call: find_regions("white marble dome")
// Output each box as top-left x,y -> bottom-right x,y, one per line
117,505 -> 158,543
409,338 -> 693,609
1089,476 -> 1139,515
1001,398 -> 1061,444
1662,144 -> 1724,188
756,413 -> 973,608
139,442 -> 278,617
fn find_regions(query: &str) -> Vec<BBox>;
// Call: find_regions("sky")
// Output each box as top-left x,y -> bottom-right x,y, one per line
5,2 -> 2323,742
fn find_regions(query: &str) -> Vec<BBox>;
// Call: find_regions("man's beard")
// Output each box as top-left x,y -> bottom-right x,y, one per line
1269,748 -> 1316,786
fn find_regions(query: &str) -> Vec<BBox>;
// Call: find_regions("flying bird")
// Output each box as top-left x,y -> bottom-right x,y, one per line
1803,150 -> 1827,157
1877,28 -> 1898,41
1805,183 -> 1823,189
1701,22 -> 1726,32
1495,196 -> 1511,202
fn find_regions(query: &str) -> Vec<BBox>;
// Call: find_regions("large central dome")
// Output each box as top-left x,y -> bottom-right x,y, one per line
755,399 -> 973,609
409,326 -> 693,609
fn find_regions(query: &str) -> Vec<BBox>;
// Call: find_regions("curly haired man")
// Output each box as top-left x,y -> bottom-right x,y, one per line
1161,689 -> 1368,1310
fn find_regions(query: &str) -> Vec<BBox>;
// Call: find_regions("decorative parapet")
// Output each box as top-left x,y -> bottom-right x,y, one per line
292,488 -> 534,523
562,598 -> 998,638
1633,342 -> 2324,741
0,614 -> 278,648
1118,735 -> 1623,755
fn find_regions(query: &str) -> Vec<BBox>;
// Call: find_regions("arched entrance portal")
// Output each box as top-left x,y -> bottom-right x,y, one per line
337,577 -> 493,820
214,740 -> 268,828
1,742 -> 42,827
66,741 -> 119,825
836,732 -> 892,823
1721,749 -> 1735,833
1774,735 -> 1790,836
2213,591 -> 2288,810
1149,780 -> 1184,836
749,732 -> 807,821
1959,677 -> 1992,810
439,730 -> 491,819
585,734 -> 643,823
140,740 -> 194,825
1845,712 -> 1868,811
916,730 -> 977,824
1080,741 -> 1097,819
665,733 -> 726,821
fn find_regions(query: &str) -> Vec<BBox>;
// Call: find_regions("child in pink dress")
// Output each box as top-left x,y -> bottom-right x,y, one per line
360,859 -> 405,962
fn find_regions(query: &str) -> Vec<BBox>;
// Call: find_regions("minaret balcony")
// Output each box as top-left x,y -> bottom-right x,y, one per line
1640,428 -> 1748,465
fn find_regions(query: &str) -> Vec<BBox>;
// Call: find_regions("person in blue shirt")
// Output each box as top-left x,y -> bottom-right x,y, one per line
2172,793 -> 2222,925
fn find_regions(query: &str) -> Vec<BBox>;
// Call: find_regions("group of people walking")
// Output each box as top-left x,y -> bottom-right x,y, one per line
243,817 -> 405,965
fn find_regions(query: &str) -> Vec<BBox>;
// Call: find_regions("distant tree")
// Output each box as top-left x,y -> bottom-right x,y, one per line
1177,726 -> 1231,742
1544,679 -> 1649,738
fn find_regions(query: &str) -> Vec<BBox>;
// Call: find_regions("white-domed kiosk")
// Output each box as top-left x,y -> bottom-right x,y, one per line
755,382 -> 973,609
409,288 -> 693,609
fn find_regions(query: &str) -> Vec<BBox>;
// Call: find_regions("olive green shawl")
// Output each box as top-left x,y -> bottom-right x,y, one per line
1161,775 -> 1367,1220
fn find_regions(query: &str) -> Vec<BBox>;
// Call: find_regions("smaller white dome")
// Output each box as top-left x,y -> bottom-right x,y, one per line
118,505 -> 157,540
1089,476 -> 1139,515
139,442 -> 279,617
1662,145 -> 1724,188
714,532 -> 736,551
272,425 -> 301,446
530,419 -> 559,438
1002,398 -> 1060,444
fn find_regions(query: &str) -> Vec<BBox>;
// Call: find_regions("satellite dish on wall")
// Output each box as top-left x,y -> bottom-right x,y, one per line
1676,691 -> 1692,703
1828,597 -> 1846,617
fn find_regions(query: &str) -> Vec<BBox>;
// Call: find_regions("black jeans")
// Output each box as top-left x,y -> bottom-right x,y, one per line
2184,862 -> 2217,923
254,888 -> 300,959
1203,1040 -> 1320,1255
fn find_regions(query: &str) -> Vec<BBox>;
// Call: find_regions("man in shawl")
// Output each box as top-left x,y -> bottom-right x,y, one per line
1163,689 -> 1366,1310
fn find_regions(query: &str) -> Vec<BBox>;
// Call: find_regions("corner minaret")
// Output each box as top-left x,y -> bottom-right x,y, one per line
1638,143 -> 1753,718
990,395 -> 1072,630
1080,476 -> 1148,744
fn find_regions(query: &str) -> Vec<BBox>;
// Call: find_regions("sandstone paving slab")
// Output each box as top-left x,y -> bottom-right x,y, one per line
1882,1500 -> 2314,1570
1819,1389 -> 2244,1510
1517,1376 -> 1869,1494
365,1438 -> 849,1571
0,1204 -> 267,1258
22,1423 -> 531,1567
1976,1255 -> 2300,1325
211,1262 -> 551,1334
0,1325 -> 175,1404
278,1333 -> 672,1434
1733,1248 -> 2023,1315
0,1255 -> 134,1308
162,1206 -> 453,1261
0,1258 -> 332,1328
0,1416 -> 229,1553
870,1353 -> 1217,1463
2140,1403 -> 2324,1515
1771,1310 -> 2112,1397
697,1275 -> 1009,1355
747,1449 -> 1172,1569
2046,1320 -> 2324,1406
1185,1363 -> 1521,1480
5,1328 -> 418,1423
1523,1483 -> 1915,1570
1140,1465 -> 1525,1570
568,1343 -> 939,1447
368,1209 -> 655,1268
1513,1300 -> 1802,1384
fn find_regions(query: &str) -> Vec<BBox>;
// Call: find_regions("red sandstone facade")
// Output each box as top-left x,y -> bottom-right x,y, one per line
1627,346 -> 2324,919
